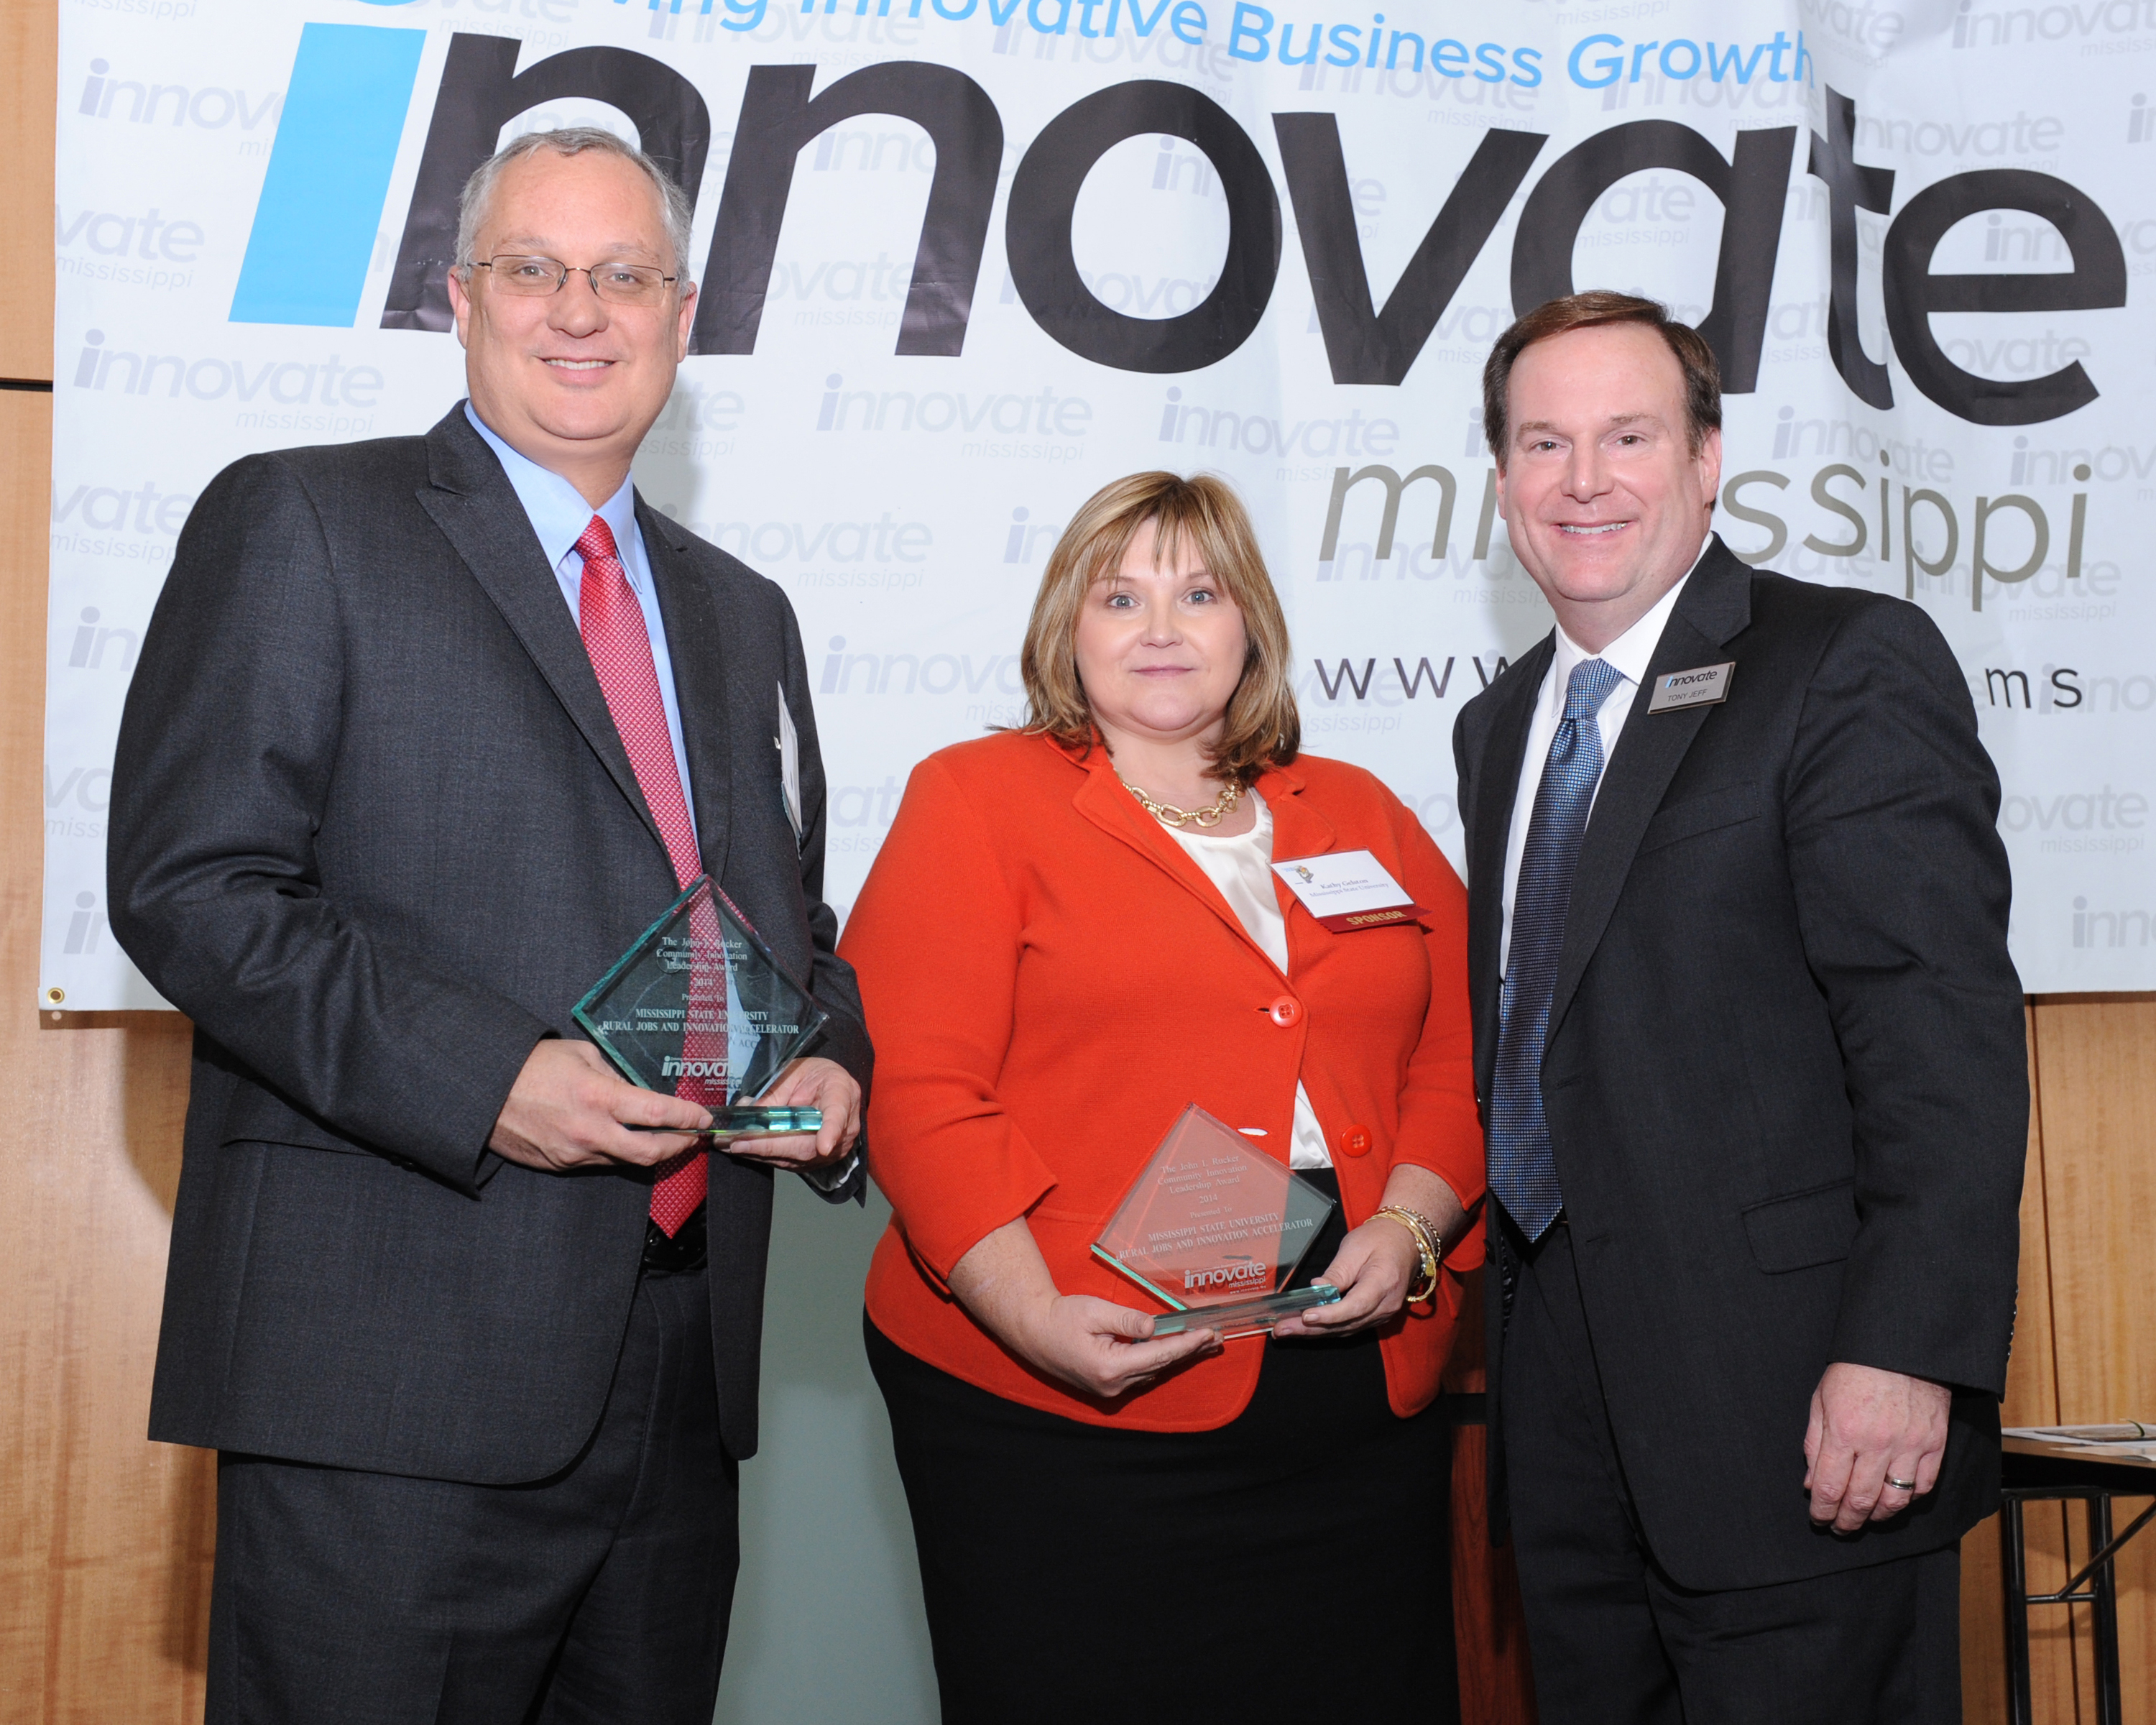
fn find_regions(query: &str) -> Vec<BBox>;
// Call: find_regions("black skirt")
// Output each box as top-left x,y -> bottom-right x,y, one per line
865,1187 -> 1460,1725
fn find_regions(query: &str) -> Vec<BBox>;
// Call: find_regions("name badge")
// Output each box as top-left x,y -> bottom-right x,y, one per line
1271,850 -> 1424,933
1646,661 -> 1735,713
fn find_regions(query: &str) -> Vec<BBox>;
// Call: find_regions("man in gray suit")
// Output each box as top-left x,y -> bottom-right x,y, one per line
109,128 -> 870,1724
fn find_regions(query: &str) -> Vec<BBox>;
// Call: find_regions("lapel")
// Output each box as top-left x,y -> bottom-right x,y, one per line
640,498 -> 733,884
1468,633 -> 1554,1093
1260,761 -> 1338,889
1546,538 -> 1755,1041
416,407 -> 668,860
1064,740 -> 1329,981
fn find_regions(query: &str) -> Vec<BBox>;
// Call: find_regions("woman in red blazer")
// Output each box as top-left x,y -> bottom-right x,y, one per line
841,472 -> 1483,1725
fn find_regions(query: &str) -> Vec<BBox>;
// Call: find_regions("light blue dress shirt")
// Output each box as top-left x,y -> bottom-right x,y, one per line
465,402 -> 696,820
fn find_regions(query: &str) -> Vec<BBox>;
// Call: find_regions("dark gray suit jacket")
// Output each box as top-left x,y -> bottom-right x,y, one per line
1453,538 -> 2025,1591
110,404 -> 870,1484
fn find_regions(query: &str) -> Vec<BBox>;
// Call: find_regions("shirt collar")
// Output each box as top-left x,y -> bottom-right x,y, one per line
1551,533 -> 1713,692
464,400 -> 640,579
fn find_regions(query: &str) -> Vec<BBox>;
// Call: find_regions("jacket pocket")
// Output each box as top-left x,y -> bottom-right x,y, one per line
1637,784 -> 1764,853
219,1079 -> 373,1156
1741,1178 -> 1857,1273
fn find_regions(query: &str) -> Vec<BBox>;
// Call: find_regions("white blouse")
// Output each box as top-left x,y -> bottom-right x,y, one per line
1164,792 -> 1333,1169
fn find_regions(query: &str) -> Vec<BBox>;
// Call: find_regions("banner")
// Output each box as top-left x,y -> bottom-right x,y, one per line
46,0 -> 2152,1006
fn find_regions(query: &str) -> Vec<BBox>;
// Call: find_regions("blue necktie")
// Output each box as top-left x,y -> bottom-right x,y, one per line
1489,658 -> 1623,1242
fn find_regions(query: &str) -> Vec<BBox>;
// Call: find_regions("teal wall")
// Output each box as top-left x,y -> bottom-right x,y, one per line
714,1180 -> 939,1725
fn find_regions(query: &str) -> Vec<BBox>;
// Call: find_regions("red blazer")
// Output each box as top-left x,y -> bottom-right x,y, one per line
841,731 -> 1484,1431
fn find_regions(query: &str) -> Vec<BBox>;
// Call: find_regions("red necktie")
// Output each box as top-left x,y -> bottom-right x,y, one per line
576,514 -> 709,1236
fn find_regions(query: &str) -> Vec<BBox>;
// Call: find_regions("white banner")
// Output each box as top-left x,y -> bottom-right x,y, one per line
47,0 -> 2153,1006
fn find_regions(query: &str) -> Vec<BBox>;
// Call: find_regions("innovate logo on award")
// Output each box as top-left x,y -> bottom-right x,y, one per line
1092,1105 -> 1341,1337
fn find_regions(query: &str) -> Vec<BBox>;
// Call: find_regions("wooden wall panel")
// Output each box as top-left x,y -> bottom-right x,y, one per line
6,418 -> 212,1711
0,389 -> 210,1723
2026,997 -> 2156,1724
0,0 -> 54,381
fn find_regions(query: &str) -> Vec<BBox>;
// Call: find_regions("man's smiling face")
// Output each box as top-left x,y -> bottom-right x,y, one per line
1496,321 -> 1723,650
447,146 -> 696,500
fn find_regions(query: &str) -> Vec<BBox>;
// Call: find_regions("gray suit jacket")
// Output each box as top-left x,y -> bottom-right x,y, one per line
110,403 -> 870,1483
1453,538 -> 2025,1591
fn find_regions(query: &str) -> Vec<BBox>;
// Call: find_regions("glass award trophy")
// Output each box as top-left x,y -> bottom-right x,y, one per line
1092,1105 -> 1343,1338
573,876 -> 827,1138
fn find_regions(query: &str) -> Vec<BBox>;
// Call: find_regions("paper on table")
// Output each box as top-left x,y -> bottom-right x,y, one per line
2010,1422 -> 2156,1443
2003,1424 -> 2156,1466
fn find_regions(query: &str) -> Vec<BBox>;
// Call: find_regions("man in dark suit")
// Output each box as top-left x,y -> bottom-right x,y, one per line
108,127 -> 869,1724
1452,291 -> 2026,1721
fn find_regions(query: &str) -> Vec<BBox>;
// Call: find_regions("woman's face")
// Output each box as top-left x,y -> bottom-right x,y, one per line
1072,519 -> 1248,749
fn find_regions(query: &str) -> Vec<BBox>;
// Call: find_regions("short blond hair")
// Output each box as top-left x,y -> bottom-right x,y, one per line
1015,472 -> 1299,786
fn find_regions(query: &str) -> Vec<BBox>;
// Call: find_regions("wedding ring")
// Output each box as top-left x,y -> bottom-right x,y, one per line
1885,1476 -> 1917,1492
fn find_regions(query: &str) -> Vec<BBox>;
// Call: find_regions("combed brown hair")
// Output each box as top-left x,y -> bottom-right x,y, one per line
1483,291 -> 1721,464
1015,472 -> 1299,786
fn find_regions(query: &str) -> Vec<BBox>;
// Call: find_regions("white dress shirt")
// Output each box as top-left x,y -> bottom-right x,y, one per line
1499,540 -> 1710,977
464,402 -> 695,812
1165,793 -> 1333,1169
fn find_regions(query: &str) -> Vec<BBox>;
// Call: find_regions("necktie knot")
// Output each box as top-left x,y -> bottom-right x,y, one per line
576,514 -> 620,568
1563,657 -> 1623,724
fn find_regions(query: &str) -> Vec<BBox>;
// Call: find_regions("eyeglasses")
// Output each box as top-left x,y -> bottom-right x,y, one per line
469,255 -> 677,305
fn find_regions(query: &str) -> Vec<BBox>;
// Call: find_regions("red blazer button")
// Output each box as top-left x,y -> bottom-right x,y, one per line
1268,995 -> 1301,1027
1339,1124 -> 1373,1158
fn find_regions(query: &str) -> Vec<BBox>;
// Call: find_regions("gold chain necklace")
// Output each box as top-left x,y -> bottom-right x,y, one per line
1118,773 -> 1244,830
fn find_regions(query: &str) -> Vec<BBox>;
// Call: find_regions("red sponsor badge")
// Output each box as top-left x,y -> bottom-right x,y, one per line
1271,849 -> 1424,933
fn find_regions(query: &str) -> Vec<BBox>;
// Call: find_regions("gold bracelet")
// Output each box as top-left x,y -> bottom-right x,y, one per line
1401,1208 -> 1444,1300
1391,1204 -> 1444,1257
1373,1205 -> 1441,1305
1399,1214 -> 1439,1305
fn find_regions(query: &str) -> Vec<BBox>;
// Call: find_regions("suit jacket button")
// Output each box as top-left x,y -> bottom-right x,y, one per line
1338,1124 -> 1372,1157
1267,995 -> 1301,1027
